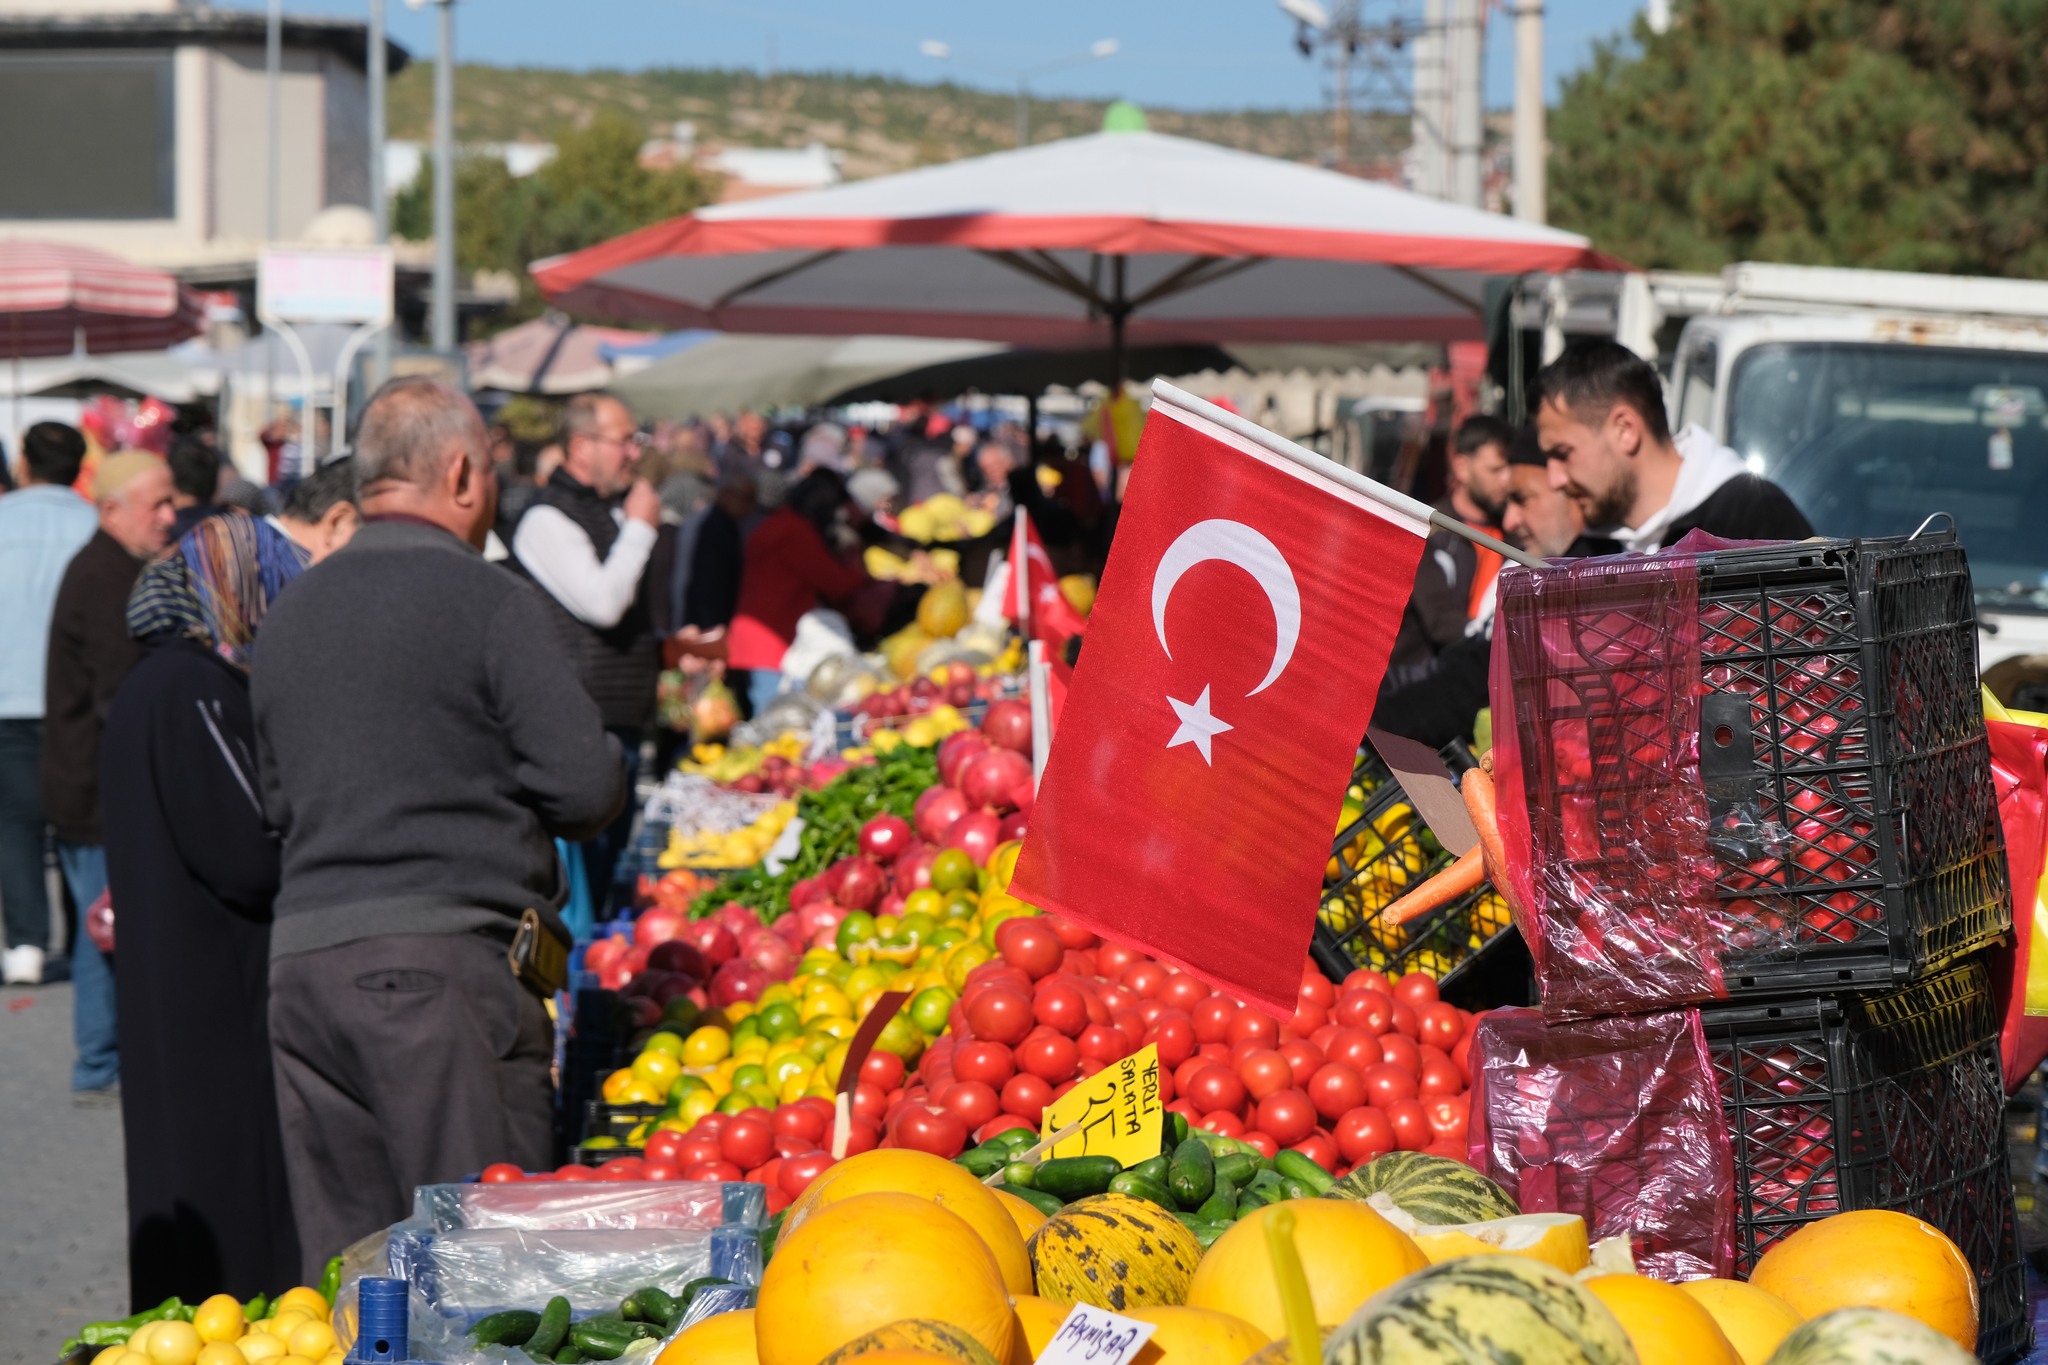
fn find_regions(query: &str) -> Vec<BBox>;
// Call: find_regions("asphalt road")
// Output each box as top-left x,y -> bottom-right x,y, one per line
0,980 -> 127,1365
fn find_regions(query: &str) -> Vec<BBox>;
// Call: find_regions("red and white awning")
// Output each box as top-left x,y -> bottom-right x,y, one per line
0,239 -> 207,358
534,129 -> 1619,348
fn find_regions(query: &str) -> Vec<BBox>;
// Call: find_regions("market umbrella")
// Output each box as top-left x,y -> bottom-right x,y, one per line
464,314 -> 652,395
608,333 -> 1003,420
534,127 -> 1618,383
826,343 -> 1236,405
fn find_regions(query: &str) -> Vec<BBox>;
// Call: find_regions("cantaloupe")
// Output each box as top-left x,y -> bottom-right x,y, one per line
1583,1273 -> 1741,1365
1124,1306 -> 1267,1365
1007,1296 -> 1068,1365
655,1308 -> 756,1365
1186,1199 -> 1427,1338
1678,1278 -> 1804,1365
993,1187 -> 1049,1241
1747,1211 -> 1978,1353
784,1147 -> 1033,1294
1028,1194 -> 1204,1313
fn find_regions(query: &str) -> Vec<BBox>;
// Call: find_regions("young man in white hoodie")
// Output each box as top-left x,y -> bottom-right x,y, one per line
1535,340 -> 1812,552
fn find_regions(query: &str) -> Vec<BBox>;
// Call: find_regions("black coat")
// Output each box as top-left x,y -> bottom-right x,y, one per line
42,530 -> 144,843
101,640 -> 299,1309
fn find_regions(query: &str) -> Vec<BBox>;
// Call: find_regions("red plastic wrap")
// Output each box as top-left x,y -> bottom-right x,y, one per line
1490,546 -> 1726,1018
1986,716 -> 2048,1089
1469,1005 -> 1735,1282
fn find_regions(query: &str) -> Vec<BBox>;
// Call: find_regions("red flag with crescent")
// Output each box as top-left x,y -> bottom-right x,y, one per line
1007,507 -> 1088,649
1009,383 -> 1431,1017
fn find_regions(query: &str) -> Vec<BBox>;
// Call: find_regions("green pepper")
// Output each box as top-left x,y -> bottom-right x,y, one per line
316,1256 -> 343,1309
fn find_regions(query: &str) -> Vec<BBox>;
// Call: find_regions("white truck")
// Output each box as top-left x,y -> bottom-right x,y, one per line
1497,262 -> 2048,700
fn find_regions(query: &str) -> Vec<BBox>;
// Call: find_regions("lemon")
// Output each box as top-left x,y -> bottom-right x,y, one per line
267,1314 -> 311,1341
276,1356 -> 316,1365
112,1353 -> 154,1365
93,1346 -> 129,1365
631,1050 -> 681,1088
287,1322 -> 335,1359
236,1338 -> 286,1364
143,1320 -> 204,1365
196,1345 -> 248,1365
682,1025 -> 731,1067
193,1293 -> 247,1344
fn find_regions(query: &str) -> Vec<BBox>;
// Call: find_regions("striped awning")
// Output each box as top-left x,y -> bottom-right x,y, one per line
0,239 -> 206,358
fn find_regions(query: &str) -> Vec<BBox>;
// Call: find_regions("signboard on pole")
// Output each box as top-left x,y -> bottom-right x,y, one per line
258,246 -> 395,327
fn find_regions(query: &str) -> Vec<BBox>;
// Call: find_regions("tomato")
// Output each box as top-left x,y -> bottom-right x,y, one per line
965,988 -> 1034,1045
764,1186 -> 792,1214
1255,1089 -> 1317,1147
1424,1093 -> 1469,1146
1362,1062 -> 1419,1108
1334,989 -> 1394,1034
1343,968 -> 1393,995
1098,985 -> 1138,1016
1335,1106 -> 1395,1164
1121,961 -> 1167,998
684,1158 -> 745,1182
1238,1128 -> 1279,1159
779,1150 -> 835,1199
640,1160 -> 680,1181
553,1163 -> 595,1180
1197,1109 -> 1245,1138
954,1040 -> 1017,1088
938,1079 -> 1002,1131
1096,942 -> 1141,977
480,1162 -> 525,1183
1032,979 -> 1090,1037
1277,1040 -> 1326,1088
849,1081 -> 888,1123
1001,1072 -> 1053,1122
1307,1062 -> 1367,1120
1390,1002 -> 1420,1040
773,1132 -> 821,1159
1290,1131 -> 1339,1172
679,1135 -> 724,1167
1418,1056 -> 1464,1098
770,1105 -> 827,1144
861,1050 -> 906,1091
1196,1041 -> 1232,1063
1393,972 -> 1440,1008
841,1116 -> 881,1156
1187,1063 -> 1248,1116
1383,1098 -> 1432,1151
751,1158 -> 784,1188
889,1105 -> 968,1158
1191,995 -> 1240,1043
1173,1054 -> 1212,1097
1078,1024 -> 1133,1063
694,1113 -> 728,1136
1137,1000 -> 1165,1027
1111,1009 -> 1148,1046
1151,1009 -> 1196,1068
1226,1008 -> 1280,1049
1451,1031 -> 1474,1080
720,1115 -> 774,1169
1299,965 -> 1336,1008
1237,1049 -> 1294,1100
979,1115 -> 1035,1144
1016,1033 -> 1081,1084
1309,1022 -> 1345,1052
1042,914 -> 1098,949
1379,1033 -> 1422,1075
1324,1027 -> 1381,1073
1417,1001 -> 1464,1051
1287,995 -> 1330,1038
995,918 -> 1065,979
1159,972 -> 1210,1011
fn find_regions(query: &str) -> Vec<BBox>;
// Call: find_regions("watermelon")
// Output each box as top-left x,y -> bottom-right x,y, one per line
1027,1193 -> 1202,1312
1327,1254 -> 1636,1365
1325,1151 -> 1519,1225
1761,1307 -> 1976,1365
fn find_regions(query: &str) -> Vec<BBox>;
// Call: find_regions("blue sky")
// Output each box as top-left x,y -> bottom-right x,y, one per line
254,0 -> 1647,111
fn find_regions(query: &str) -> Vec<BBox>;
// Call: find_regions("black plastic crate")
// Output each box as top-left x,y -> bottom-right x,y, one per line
1495,529 -> 2009,1007
575,1100 -> 666,1160
1702,959 -> 2028,1362
1312,739 -> 1516,989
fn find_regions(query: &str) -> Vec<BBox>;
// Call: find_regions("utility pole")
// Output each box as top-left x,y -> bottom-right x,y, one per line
367,0 -> 390,387
1409,0 -> 1445,196
264,0 -> 282,420
1448,0 -> 1483,207
1511,0 -> 1545,223
429,0 -> 456,355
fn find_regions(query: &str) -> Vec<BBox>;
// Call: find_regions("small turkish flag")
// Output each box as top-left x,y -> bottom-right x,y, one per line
1007,508 -> 1088,649
1010,383 -> 1431,1017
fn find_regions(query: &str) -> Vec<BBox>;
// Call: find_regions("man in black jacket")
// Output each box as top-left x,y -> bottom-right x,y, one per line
252,378 -> 626,1273
1536,340 -> 1812,550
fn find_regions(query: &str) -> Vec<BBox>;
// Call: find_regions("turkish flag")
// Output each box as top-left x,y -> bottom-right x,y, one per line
1007,508 -> 1088,649
1010,384 -> 1430,1017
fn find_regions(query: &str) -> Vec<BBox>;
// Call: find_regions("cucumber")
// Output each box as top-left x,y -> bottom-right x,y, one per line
1250,1167 -> 1286,1192
1273,1150 -> 1335,1195
1279,1176 -> 1315,1200
1000,1160 -> 1039,1189
1003,1183 -> 1065,1217
1167,1111 -> 1190,1148
958,1145 -> 1009,1177
555,1344 -> 585,1365
570,1319 -> 661,1360
469,1310 -> 543,1347
1213,1152 -> 1258,1190
528,1297 -> 572,1357
1106,1171 -> 1175,1209
1033,1155 -> 1121,1201
1194,1189 -> 1238,1222
1238,1187 -> 1276,1216
1172,1215 -> 1231,1249
996,1126 -> 1042,1152
1125,1154 -> 1170,1186
623,1286 -> 677,1324
1168,1140 -> 1215,1208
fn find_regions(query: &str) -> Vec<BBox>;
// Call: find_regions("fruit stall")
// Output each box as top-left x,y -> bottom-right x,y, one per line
62,526 -> 2048,1365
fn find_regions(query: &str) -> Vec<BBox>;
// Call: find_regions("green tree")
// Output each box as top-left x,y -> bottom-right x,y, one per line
392,111 -> 717,327
1549,0 -> 2048,276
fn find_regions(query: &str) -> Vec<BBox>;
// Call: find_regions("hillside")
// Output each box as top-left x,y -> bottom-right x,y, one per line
385,64 -> 1389,179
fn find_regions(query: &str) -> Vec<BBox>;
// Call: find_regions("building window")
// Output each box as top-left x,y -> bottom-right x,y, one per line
0,52 -> 174,219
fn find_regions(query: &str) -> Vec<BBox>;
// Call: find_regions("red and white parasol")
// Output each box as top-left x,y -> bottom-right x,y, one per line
0,239 -> 207,357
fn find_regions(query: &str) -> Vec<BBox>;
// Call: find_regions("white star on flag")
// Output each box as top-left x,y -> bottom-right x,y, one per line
1165,685 -> 1232,765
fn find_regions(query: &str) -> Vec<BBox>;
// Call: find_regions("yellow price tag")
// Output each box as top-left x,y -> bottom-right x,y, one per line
1039,1044 -> 1163,1165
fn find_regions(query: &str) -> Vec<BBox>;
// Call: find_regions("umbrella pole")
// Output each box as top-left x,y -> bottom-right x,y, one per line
1106,255 -> 1128,508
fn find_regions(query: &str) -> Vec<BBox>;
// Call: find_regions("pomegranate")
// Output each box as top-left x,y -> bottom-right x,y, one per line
961,748 -> 1032,813
937,730 -> 991,788
980,699 -> 1033,754
916,787 -> 970,843
836,857 -> 887,912
858,814 -> 914,862
944,809 -> 1002,865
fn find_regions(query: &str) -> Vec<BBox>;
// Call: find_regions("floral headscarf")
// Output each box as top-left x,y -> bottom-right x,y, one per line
127,512 -> 310,671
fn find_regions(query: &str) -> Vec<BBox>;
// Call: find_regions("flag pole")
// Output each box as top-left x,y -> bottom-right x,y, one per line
1012,506 -> 1031,628
1027,640 -> 1051,793
1150,379 -> 1547,570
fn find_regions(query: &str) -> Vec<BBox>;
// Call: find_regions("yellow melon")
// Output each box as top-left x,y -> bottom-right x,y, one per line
756,1192 -> 1015,1365
1678,1278 -> 1805,1365
1185,1199 -> 1427,1338
786,1147 -> 1033,1294
1126,1307 -> 1268,1365
1583,1274 -> 1740,1365
993,1187 -> 1049,1242
1008,1296 -> 1068,1365
1747,1211 -> 1978,1353
655,1308 -> 757,1365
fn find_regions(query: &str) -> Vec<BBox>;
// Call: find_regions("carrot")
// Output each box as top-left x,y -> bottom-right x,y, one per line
1383,843 -> 1487,926
1462,764 -> 1511,889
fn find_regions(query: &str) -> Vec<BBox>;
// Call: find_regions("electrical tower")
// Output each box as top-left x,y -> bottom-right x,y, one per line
1279,0 -> 1427,175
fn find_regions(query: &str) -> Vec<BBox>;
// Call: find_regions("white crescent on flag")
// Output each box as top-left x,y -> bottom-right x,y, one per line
1151,518 -> 1302,697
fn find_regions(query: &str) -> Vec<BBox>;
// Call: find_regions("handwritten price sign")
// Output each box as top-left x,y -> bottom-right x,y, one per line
1032,1304 -> 1158,1365
1039,1043 -> 1163,1166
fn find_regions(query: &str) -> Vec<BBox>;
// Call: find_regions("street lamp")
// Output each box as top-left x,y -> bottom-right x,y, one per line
920,38 -> 1119,148
407,0 -> 457,355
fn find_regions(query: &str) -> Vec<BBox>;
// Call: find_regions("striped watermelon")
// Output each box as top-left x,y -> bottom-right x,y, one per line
1762,1307 -> 1975,1365
1325,1152 -> 1518,1225
1327,1255 -> 1636,1365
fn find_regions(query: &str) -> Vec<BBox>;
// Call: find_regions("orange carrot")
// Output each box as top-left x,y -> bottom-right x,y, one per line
1384,843 -> 1487,926
1462,764 -> 1510,887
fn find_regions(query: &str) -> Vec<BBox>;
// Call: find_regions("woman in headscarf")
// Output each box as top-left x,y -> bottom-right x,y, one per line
100,512 -> 308,1309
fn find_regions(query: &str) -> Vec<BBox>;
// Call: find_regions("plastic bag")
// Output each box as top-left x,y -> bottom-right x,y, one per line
1469,1005 -> 1735,1281
1982,692 -> 2048,1089
410,1179 -> 745,1233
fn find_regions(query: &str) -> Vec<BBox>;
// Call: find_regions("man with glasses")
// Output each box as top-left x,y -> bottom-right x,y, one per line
510,395 -> 663,902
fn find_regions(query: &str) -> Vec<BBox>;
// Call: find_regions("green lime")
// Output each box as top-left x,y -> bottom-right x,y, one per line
801,1033 -> 836,1061
941,889 -> 980,921
930,848 -> 978,894
643,1030 -> 687,1058
930,925 -> 969,949
873,1010 -> 927,1061
730,1062 -> 768,1091
895,911 -> 938,944
716,1090 -> 755,1115
908,986 -> 955,1035
756,1001 -> 801,1040
730,1015 -> 762,1047
745,1084 -> 780,1109
981,902 -> 1034,948
836,911 -> 877,955
668,1074 -> 709,1103
659,997 -> 702,1032
843,964 -> 891,999
902,887 -> 945,919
